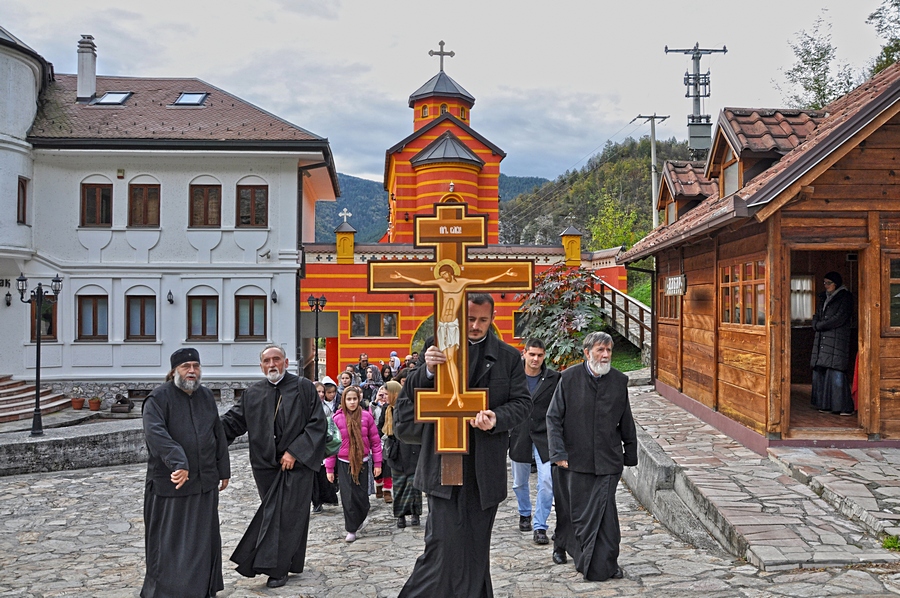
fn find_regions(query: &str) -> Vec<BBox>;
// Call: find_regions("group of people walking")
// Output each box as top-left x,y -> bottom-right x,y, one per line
141,293 -> 638,597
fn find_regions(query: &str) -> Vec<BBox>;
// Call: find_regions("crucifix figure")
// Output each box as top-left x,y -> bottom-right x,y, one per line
429,40 -> 455,72
369,196 -> 533,484
338,207 -> 352,223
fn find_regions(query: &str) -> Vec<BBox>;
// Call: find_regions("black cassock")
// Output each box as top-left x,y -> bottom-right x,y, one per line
221,373 -> 327,579
142,382 -> 230,598
546,363 -> 637,582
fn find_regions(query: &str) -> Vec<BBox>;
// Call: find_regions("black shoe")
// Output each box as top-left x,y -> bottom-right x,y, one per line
266,575 -> 288,588
397,516 -> 406,528
611,567 -> 624,579
312,504 -> 323,513
410,514 -> 420,526
533,529 -> 549,545
519,515 -> 532,531
552,548 -> 567,564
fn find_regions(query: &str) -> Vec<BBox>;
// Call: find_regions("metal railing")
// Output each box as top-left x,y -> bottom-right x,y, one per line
591,275 -> 652,361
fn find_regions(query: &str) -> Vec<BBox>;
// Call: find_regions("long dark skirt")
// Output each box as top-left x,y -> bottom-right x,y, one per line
398,480 -> 497,598
566,470 -> 621,582
551,464 -> 573,554
312,466 -> 338,507
811,367 -> 855,414
142,485 -> 222,597
391,470 -> 422,517
338,459 -> 370,533
231,465 -> 315,578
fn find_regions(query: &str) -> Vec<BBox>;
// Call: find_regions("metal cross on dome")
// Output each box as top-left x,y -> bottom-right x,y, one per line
429,40 -> 455,72
338,208 -> 352,223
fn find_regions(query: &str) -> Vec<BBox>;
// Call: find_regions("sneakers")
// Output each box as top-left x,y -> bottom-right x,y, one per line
410,514 -> 420,526
519,515 -> 532,531
312,504 -> 323,513
533,529 -> 549,545
397,516 -> 406,529
357,517 -> 369,533
345,532 -> 356,543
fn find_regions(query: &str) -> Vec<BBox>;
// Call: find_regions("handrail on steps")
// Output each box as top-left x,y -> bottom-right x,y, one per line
590,275 -> 651,353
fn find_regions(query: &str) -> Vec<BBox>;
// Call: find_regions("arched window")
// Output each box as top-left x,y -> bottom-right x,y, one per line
459,107 -> 466,120
440,104 -> 448,115
422,105 -> 429,118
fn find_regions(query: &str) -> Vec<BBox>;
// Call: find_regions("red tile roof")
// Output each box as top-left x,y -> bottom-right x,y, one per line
663,161 -> 717,199
621,62 -> 900,263
29,74 -> 324,144
719,108 -> 825,156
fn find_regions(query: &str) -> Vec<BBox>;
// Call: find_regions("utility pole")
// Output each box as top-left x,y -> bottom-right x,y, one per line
665,42 -> 727,159
632,114 -> 669,228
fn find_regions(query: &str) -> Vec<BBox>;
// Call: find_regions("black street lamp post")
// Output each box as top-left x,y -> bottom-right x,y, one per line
17,273 -> 63,437
307,294 -> 327,381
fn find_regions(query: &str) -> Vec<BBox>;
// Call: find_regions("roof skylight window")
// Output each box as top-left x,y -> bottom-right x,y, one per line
95,92 -> 132,105
174,92 -> 208,106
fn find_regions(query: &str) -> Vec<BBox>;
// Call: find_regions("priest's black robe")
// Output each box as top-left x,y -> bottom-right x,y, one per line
546,363 -> 637,582
142,382 -> 230,598
221,372 -> 327,579
394,332 -> 531,598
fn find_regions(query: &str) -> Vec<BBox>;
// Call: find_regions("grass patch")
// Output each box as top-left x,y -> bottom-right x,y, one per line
609,330 -> 644,372
629,279 -> 652,306
883,535 -> 900,551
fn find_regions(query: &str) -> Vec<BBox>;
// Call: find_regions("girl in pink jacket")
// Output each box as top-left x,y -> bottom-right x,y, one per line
325,386 -> 382,542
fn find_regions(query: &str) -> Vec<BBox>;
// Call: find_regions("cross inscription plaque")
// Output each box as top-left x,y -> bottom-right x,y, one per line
369,195 -> 533,484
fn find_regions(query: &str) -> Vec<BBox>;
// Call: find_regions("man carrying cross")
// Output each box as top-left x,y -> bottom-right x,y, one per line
394,292 -> 530,598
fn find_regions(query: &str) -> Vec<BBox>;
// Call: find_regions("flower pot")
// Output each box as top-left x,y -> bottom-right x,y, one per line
88,399 -> 102,411
71,397 -> 85,410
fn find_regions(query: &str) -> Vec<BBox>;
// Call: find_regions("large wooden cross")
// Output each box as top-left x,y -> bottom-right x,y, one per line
368,196 -> 533,484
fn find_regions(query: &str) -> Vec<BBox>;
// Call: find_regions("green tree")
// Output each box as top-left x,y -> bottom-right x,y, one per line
868,0 -> 900,75
775,13 -> 855,109
586,191 -> 645,251
515,264 -> 606,369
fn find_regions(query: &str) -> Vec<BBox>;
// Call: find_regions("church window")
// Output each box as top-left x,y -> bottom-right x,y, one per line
173,92 -> 208,106
459,107 -> 466,120
188,296 -> 218,340
17,177 -> 27,224
78,295 -> 109,341
189,185 -> 221,227
237,185 -> 268,227
440,104 -> 448,115
127,295 -> 156,340
81,183 -> 112,227
129,183 -> 160,227
350,312 -> 398,338
422,105 -> 429,118
236,295 -> 267,339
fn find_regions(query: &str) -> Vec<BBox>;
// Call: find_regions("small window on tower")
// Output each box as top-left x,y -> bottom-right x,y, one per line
440,104 -> 448,115
459,107 -> 466,119
422,105 -> 429,118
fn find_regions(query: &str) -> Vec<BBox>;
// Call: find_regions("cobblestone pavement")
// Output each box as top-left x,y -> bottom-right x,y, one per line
3,446 -> 900,597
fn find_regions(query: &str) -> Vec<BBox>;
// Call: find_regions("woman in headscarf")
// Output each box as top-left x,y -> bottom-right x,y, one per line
810,271 -> 855,415
379,380 -> 422,528
325,386 -> 382,542
361,364 -> 383,408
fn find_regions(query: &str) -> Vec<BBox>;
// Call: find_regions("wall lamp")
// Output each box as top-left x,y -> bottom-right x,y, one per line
271,289 -> 278,303
167,290 -> 174,304
404,212 -> 409,222
4,291 -> 10,307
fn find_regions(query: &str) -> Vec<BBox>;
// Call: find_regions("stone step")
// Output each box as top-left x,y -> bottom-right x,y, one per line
0,386 -> 54,406
0,394 -> 70,423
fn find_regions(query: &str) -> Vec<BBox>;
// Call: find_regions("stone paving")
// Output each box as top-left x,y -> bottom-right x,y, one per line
3,445 -> 900,597
630,385 -> 900,572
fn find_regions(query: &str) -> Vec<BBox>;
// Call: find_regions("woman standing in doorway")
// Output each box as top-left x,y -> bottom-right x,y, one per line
810,271 -> 855,415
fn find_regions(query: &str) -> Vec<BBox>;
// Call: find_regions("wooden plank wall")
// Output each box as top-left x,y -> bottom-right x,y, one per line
716,225 -> 768,433
656,251 -> 681,391
681,240 -> 716,409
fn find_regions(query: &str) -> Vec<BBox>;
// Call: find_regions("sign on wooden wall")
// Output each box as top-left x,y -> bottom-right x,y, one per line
665,274 -> 687,296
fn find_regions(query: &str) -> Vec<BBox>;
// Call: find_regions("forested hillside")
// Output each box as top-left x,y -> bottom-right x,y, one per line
499,137 -> 691,250
315,173 -> 550,243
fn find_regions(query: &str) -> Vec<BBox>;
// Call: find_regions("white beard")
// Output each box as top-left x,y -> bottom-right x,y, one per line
588,359 -> 611,377
266,369 -> 284,383
175,371 -> 201,393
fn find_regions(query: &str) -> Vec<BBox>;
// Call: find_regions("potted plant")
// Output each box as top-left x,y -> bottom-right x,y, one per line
88,396 -> 102,411
71,386 -> 85,410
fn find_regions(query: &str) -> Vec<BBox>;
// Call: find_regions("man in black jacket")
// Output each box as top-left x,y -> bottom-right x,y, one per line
221,344 -> 327,590
547,331 -> 637,582
395,293 -> 531,598
509,338 -> 560,548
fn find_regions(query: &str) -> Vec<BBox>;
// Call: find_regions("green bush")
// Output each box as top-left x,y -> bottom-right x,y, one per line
629,279 -> 652,307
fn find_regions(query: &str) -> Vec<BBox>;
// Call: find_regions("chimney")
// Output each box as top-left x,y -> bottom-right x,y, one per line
76,35 -> 96,102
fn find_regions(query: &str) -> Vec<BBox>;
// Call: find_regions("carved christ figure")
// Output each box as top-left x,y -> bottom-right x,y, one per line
390,260 -> 517,407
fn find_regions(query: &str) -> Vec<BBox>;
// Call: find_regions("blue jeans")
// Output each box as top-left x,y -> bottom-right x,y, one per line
511,444 -> 553,531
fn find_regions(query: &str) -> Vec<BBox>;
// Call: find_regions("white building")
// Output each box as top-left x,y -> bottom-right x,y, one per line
0,29 -> 338,402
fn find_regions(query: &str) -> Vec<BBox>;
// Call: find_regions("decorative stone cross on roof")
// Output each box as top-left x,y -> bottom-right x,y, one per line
338,208 -> 352,223
368,195 -> 533,484
429,40 -> 455,72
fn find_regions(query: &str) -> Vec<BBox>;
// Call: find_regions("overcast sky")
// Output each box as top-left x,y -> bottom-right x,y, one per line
3,0 -> 886,181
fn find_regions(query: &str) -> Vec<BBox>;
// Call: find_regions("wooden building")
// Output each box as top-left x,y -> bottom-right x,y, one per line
299,53 -> 626,380
621,63 -> 900,451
